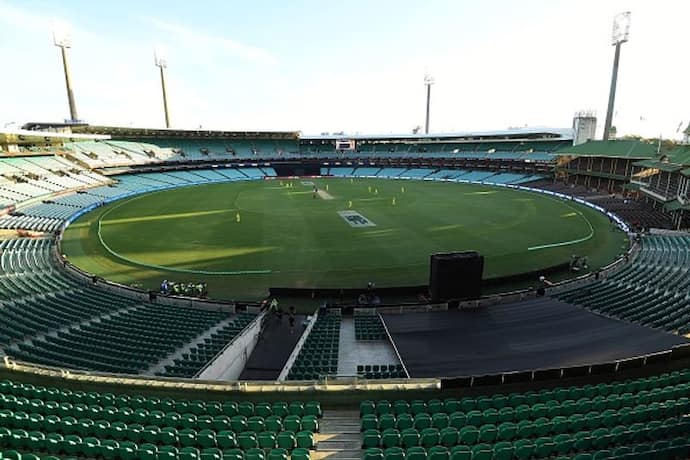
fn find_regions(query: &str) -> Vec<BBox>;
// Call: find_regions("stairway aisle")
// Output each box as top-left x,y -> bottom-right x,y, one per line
313,409 -> 362,460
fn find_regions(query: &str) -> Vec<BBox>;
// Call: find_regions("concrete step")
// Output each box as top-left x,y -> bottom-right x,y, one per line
312,450 -> 362,460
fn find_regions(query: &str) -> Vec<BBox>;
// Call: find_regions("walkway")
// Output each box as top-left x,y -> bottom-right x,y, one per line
337,316 -> 399,376
239,314 -> 306,380
313,410 -> 362,460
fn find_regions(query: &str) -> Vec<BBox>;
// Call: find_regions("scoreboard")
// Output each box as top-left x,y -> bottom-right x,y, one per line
335,139 -> 356,151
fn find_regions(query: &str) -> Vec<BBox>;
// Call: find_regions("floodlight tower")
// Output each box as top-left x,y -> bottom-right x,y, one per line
602,12 -> 631,141
154,49 -> 171,128
53,24 -> 78,122
424,74 -> 434,134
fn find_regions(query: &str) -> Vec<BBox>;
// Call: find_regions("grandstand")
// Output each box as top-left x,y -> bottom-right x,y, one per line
1,124 -> 690,460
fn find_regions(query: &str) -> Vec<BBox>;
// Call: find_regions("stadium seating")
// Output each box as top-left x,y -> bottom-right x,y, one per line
359,367 -> 690,459
0,237 -> 251,376
0,378 -> 320,460
161,313 -> 257,378
555,235 -> 690,334
286,313 -> 340,380
0,155 -> 110,210
354,314 -> 386,341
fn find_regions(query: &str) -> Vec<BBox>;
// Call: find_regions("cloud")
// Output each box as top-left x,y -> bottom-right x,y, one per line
148,18 -> 276,66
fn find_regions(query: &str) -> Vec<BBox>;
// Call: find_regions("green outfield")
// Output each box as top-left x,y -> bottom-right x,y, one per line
61,178 -> 628,299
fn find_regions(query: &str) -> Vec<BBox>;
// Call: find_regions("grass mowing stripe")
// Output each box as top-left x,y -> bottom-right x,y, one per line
97,194 -> 272,276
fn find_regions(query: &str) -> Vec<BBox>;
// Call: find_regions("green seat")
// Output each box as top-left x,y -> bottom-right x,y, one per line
365,448 -> 384,460
248,416 -> 265,433
470,443 -> 492,460
119,440 -> 139,460
178,428 -> 197,447
284,415 -> 301,432
431,413 -> 449,429
292,447 -> 311,460
139,443 -> 158,460
361,401 -> 376,417
288,402 -> 304,417
258,431 -> 277,449
179,447 -> 201,460
492,441 -> 513,460
413,413 -> 432,430
401,428 -> 420,449
231,416 -> 248,433
439,427 -> 458,447
101,439 -> 120,460
363,430 -> 381,449
26,431 -> 45,451
478,424 -> 497,443
45,433 -> 64,454
384,446 -> 405,460
381,429 -> 400,449
497,422 -> 517,441
82,436 -> 101,457
405,446 -> 427,460
255,403 -> 272,418
426,446 -> 449,460
362,415 -> 379,431
223,449 -> 244,460
211,415 -> 230,431
268,448 -> 288,460
591,427 -> 611,449
200,447 -> 223,460
63,434 -> 82,456
394,401 -> 411,416
396,414 -> 414,431
534,436 -> 555,457
297,430 -> 315,449
265,416 -> 283,433
419,428 -> 439,448
198,429 -> 217,448
1,450 -> 21,460
245,448 -> 265,460
239,402 -> 254,417
449,445 -> 471,460
553,433 -> 574,455
513,439 -> 534,460
238,431 -> 258,450
379,414 -> 396,431
302,415 -> 319,432
274,430 -> 294,451
217,430 -> 237,450
459,426 -> 478,445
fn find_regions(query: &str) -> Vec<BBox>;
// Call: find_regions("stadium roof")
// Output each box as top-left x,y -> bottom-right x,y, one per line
22,123 -> 300,140
301,127 -> 573,142
555,140 -> 658,159
634,145 -> 690,172
0,128 -> 108,145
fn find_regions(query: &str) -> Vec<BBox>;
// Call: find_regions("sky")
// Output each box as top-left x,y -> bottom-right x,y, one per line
0,0 -> 688,139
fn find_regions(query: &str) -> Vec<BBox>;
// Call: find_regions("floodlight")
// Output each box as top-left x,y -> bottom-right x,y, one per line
154,47 -> 167,68
611,12 -> 631,45
52,20 -> 72,48
154,47 -> 171,128
424,74 -> 434,134
602,12 -> 631,140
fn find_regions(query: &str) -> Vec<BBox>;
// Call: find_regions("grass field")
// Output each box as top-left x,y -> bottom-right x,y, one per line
61,178 -> 628,300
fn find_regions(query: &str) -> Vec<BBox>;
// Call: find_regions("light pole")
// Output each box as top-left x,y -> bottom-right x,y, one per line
602,12 -> 631,141
53,24 -> 78,122
154,49 -> 171,128
424,74 -> 434,134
